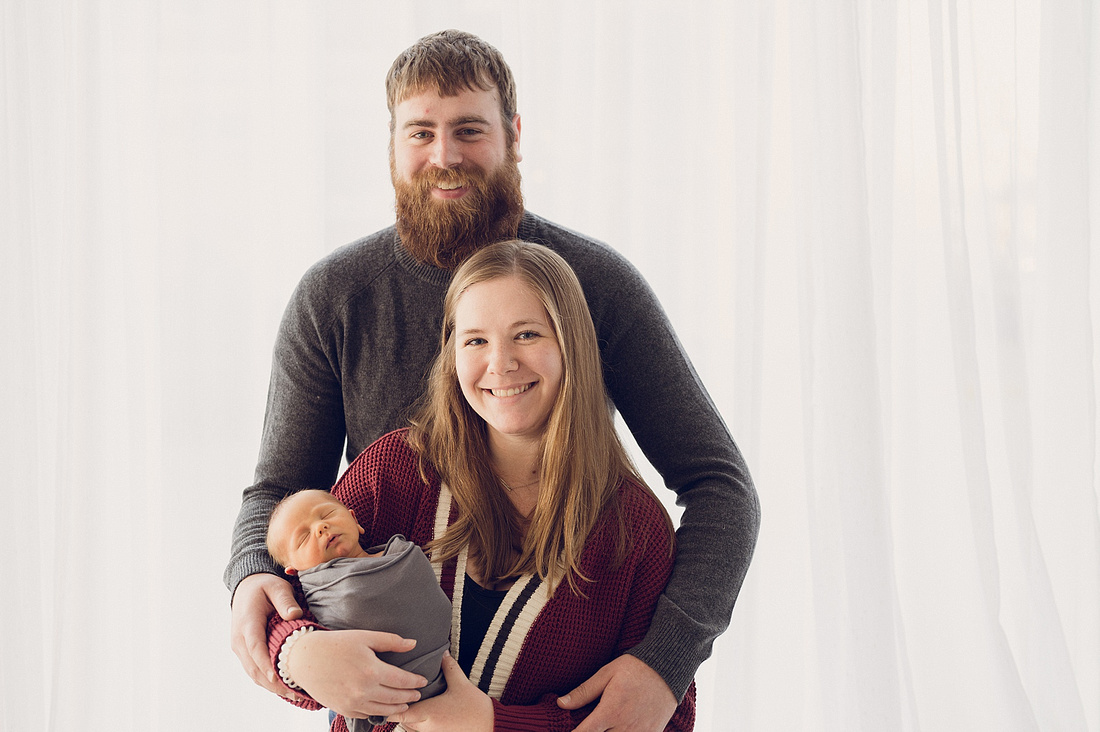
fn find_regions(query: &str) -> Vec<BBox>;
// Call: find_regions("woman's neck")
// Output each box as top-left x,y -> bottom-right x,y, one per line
488,433 -> 539,482
488,432 -> 542,513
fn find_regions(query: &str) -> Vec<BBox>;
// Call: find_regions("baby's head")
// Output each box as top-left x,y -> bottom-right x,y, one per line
266,490 -> 367,575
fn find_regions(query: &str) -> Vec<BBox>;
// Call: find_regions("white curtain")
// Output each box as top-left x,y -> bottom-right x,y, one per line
3,1 -> 1097,730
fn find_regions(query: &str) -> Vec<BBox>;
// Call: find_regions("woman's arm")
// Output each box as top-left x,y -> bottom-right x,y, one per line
278,626 -> 427,719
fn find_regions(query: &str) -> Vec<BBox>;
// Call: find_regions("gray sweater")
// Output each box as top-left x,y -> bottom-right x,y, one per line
225,211 -> 760,700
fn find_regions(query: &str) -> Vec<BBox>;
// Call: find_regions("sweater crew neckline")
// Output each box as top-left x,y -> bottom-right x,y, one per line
391,235 -> 454,287
390,212 -> 539,286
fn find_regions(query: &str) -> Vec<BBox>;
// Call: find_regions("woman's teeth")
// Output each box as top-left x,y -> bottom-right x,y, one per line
491,384 -> 532,397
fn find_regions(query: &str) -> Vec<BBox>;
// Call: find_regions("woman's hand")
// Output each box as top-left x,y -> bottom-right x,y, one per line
387,652 -> 494,732
286,629 -> 427,720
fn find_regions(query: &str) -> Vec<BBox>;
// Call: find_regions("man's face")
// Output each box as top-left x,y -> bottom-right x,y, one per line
392,85 -> 521,189
390,86 -> 524,269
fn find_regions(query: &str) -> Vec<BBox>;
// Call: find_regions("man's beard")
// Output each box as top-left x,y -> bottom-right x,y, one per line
392,150 -> 524,270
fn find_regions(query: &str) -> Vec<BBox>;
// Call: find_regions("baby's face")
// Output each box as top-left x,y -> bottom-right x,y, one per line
270,491 -> 365,572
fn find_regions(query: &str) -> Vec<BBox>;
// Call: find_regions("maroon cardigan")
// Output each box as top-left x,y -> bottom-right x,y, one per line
267,429 -> 695,731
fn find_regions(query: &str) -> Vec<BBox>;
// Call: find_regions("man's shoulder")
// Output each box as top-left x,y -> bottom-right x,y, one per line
286,226 -> 404,320
300,226 -> 399,287
519,212 -> 640,284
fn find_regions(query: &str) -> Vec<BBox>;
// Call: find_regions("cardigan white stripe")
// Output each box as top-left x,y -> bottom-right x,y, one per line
430,484 -> 452,585
480,574 -> 551,699
430,484 -> 552,700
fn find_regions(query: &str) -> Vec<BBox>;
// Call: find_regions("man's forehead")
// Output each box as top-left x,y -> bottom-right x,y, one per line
394,85 -> 500,118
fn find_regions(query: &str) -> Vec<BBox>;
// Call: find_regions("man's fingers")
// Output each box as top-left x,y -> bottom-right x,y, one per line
230,574 -> 299,696
267,582 -> 303,621
557,664 -> 612,710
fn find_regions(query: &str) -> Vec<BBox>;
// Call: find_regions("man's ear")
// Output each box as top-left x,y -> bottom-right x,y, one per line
511,113 -> 522,163
284,567 -> 299,577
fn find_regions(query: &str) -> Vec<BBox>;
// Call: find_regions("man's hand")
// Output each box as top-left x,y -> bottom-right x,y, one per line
230,573 -> 303,696
387,652 -> 493,732
557,655 -> 677,732
287,629 -> 428,720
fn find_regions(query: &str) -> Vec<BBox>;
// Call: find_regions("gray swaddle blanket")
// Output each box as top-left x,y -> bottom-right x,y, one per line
299,535 -> 451,729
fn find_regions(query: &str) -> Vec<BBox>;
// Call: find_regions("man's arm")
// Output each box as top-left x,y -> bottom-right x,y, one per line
225,269 -> 349,690
602,258 -> 759,698
538,223 -> 760,699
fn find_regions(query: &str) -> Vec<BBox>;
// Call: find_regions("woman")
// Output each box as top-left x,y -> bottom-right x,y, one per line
269,240 -> 696,731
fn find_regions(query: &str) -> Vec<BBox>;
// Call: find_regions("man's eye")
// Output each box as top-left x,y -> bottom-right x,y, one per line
411,130 -> 432,140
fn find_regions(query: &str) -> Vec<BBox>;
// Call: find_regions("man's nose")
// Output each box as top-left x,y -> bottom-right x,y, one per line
429,135 -> 461,168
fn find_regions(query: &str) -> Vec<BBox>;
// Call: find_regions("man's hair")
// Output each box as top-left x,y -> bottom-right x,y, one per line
386,29 -> 518,144
407,240 -> 672,594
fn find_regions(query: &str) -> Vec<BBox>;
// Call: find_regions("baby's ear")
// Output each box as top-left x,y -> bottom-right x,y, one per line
284,567 -> 299,577
349,509 -> 365,535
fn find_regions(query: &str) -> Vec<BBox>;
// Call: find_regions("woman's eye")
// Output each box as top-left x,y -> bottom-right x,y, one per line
464,337 -> 486,347
517,331 -> 540,341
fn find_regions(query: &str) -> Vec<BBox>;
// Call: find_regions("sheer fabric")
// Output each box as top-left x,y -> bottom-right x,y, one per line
3,1 -> 1097,730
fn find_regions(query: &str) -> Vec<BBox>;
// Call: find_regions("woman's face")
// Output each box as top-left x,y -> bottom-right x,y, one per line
453,276 -> 564,447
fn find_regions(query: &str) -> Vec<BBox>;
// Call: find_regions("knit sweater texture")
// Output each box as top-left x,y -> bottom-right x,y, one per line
267,429 -> 696,731
228,211 -> 760,699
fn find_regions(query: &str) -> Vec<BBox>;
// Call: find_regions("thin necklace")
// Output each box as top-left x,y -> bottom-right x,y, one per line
499,475 -> 539,492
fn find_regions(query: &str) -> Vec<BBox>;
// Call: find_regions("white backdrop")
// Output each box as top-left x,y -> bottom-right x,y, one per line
3,1 -> 1099,730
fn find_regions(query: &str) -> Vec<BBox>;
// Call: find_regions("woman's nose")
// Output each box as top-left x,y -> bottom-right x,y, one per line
489,344 -> 518,373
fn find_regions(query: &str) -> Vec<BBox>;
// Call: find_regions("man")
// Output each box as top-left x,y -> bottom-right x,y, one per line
227,29 -> 759,730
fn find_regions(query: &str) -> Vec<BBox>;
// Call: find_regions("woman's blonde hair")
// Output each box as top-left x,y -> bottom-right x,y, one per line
408,240 -> 669,593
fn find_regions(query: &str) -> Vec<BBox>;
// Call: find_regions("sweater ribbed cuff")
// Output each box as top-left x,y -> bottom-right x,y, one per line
626,594 -> 711,703
224,550 -> 282,603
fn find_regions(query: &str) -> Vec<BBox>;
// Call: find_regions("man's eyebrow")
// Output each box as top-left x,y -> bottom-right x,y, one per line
451,115 -> 492,127
402,114 -> 492,130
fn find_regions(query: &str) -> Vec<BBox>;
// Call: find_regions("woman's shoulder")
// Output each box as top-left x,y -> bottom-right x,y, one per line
337,429 -> 433,494
615,477 -> 672,532
347,427 -> 416,467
